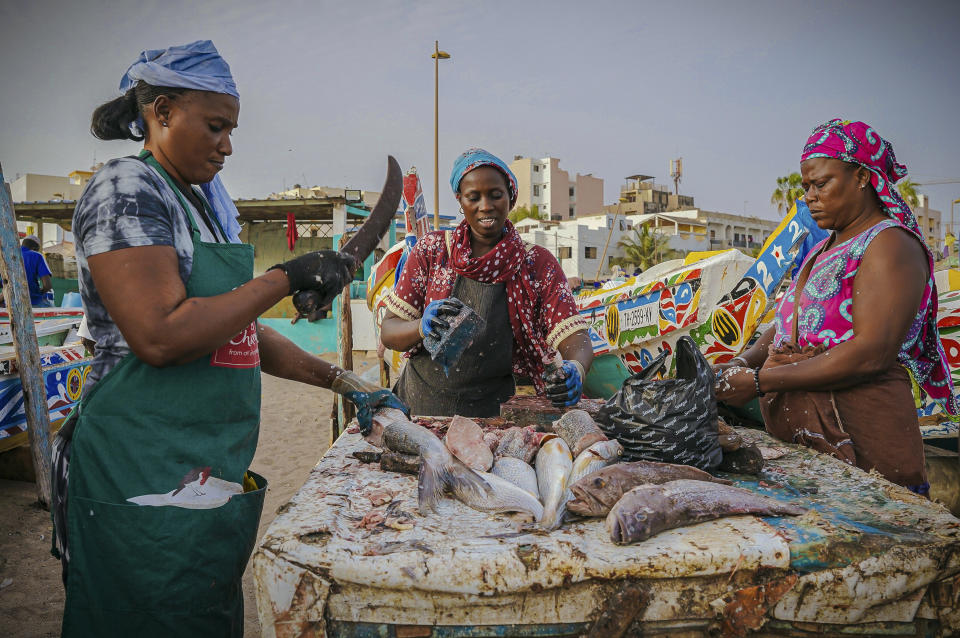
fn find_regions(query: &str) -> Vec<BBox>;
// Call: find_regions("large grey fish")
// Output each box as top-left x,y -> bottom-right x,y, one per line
552,409 -> 607,457
458,470 -> 544,521
375,408 -> 491,515
491,456 -> 539,499
536,436 -> 573,530
605,479 -> 806,544
567,460 -> 733,518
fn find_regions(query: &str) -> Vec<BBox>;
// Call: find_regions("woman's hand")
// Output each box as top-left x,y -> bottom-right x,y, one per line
271,250 -> 356,310
419,298 -> 464,339
715,366 -> 758,405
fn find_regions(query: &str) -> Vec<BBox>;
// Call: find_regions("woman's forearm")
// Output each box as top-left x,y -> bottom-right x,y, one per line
558,330 -> 593,374
380,313 -> 422,351
258,323 -> 341,387
759,336 -> 893,394
736,327 -> 774,368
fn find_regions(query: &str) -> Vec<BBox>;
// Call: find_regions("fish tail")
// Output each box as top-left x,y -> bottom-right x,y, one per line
418,451 -> 490,515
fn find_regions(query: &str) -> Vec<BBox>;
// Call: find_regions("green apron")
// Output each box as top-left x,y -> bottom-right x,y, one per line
61,151 -> 266,637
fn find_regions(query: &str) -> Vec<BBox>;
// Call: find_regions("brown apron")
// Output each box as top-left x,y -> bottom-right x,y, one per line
759,241 -> 927,488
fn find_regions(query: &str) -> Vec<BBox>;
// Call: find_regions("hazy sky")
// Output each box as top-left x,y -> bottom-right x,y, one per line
2,0 -> 959,222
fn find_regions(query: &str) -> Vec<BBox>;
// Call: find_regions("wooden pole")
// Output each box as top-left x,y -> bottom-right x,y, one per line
0,165 -> 52,507
335,234 -> 355,438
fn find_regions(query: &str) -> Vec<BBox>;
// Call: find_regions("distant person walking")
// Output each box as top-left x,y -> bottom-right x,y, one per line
21,235 -> 53,306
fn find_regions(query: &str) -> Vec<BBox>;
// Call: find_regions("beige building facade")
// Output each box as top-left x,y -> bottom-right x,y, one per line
509,156 -> 603,221
914,194 -> 944,253
9,170 -> 97,245
602,174 -> 695,218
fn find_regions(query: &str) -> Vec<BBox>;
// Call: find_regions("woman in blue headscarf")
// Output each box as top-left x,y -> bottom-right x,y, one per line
380,148 -> 594,417
50,40 -> 403,637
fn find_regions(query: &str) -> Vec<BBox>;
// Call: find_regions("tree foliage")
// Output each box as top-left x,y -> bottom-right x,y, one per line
508,204 -> 541,224
770,172 -> 804,216
896,179 -> 921,209
615,225 -> 673,271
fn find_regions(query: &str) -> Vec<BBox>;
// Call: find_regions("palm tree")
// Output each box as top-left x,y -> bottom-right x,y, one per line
896,179 -> 920,208
770,172 -> 804,216
616,225 -> 671,271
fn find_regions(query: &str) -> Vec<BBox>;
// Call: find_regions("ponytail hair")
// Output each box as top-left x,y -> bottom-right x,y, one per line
90,81 -> 189,142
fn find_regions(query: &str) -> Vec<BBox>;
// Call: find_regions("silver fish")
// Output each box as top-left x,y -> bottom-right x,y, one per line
605,479 -> 806,544
456,470 -> 544,521
536,436 -> 573,530
491,456 -> 540,499
376,408 -> 490,515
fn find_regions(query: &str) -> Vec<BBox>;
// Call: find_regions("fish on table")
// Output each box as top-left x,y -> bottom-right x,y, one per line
567,460 -> 732,518
491,456 -> 539,500
457,469 -> 544,521
561,439 -> 623,518
495,426 -> 548,464
552,409 -> 607,457
536,436 -> 573,530
605,479 -> 806,544
372,408 -> 491,515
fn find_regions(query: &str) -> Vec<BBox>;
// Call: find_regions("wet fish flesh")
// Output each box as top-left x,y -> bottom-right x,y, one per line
377,408 -> 491,515
567,460 -> 732,517
606,479 -> 806,544
536,436 -> 573,530
444,415 -> 494,471
491,456 -> 539,499
483,430 -> 503,453
495,426 -> 548,464
552,409 -> 607,457
457,470 -> 544,521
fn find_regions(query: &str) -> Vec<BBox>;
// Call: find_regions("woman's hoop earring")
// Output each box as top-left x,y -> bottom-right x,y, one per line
859,183 -> 865,190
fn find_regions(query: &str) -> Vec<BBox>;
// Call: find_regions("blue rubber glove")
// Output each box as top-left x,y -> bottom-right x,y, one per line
543,360 -> 585,408
419,298 -> 464,340
343,389 -> 410,436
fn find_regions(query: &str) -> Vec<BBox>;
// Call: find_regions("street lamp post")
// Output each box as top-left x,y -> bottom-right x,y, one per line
951,198 -> 960,265
432,41 -> 451,230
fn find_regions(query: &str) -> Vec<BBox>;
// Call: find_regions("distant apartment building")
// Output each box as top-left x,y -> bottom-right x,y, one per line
914,194 -> 944,253
515,216 -> 623,280
9,169 -> 98,245
602,174 -> 695,217
509,156 -> 603,221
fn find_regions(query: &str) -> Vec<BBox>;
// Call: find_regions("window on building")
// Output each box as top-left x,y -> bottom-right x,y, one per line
619,220 -> 625,230
569,187 -> 575,197
584,246 -> 598,259
551,214 -> 562,222
558,246 -> 572,259
710,229 -> 716,238
569,207 -> 575,217
534,165 -> 539,172
533,185 -> 540,196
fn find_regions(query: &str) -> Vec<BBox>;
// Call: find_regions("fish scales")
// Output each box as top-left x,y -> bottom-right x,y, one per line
552,409 -> 607,457
567,460 -> 733,518
605,479 -> 806,544
491,456 -> 539,499
456,470 -> 543,521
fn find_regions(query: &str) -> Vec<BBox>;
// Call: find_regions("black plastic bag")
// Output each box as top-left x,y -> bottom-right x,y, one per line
596,336 -> 722,470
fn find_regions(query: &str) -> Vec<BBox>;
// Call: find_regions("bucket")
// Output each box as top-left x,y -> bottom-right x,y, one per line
61,291 -> 83,308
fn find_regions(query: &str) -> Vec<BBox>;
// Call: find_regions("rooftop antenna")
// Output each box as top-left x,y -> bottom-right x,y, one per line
670,158 -> 683,195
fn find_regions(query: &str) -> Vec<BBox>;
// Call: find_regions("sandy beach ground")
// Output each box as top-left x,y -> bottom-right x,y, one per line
0,353 -> 375,637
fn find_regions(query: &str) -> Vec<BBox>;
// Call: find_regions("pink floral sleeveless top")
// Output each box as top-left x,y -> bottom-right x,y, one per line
775,219 -> 958,414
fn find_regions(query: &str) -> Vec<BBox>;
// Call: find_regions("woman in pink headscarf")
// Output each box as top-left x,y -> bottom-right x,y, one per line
716,119 -> 957,495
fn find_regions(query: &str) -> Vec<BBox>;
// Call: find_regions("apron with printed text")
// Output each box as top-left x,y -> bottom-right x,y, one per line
60,151 -> 265,637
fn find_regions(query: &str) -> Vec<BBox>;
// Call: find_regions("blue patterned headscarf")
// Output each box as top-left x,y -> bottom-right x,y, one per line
119,40 -> 242,243
449,148 -> 518,206
119,39 -> 238,98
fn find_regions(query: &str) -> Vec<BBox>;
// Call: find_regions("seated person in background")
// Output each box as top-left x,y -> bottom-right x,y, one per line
716,119 -> 958,496
21,235 -> 53,306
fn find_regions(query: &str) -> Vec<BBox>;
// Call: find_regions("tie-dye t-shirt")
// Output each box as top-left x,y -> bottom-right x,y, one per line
72,157 -> 224,390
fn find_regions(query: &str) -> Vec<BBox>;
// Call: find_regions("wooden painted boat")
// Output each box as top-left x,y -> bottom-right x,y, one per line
577,204 -> 810,397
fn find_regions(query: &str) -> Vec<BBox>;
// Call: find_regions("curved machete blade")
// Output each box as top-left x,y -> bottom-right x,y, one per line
340,155 -> 403,272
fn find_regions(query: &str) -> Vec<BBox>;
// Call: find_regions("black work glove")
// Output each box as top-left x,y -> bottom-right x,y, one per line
270,250 -> 355,311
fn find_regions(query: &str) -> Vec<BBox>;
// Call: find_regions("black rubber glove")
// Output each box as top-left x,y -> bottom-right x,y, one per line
270,250 -> 355,310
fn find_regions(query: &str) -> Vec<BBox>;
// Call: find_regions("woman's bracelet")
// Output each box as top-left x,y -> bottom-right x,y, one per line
754,367 -> 765,397
732,355 -> 750,367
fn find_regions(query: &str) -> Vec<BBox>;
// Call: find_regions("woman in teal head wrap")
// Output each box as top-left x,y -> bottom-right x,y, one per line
51,40 -> 404,637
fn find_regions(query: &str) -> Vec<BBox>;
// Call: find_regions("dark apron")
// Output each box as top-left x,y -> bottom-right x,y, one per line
57,151 -> 265,637
396,275 -> 514,417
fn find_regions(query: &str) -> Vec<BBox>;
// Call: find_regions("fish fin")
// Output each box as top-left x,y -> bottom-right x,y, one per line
417,452 -> 491,515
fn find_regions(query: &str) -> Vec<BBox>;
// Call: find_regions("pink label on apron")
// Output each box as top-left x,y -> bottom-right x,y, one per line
211,322 -> 260,368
